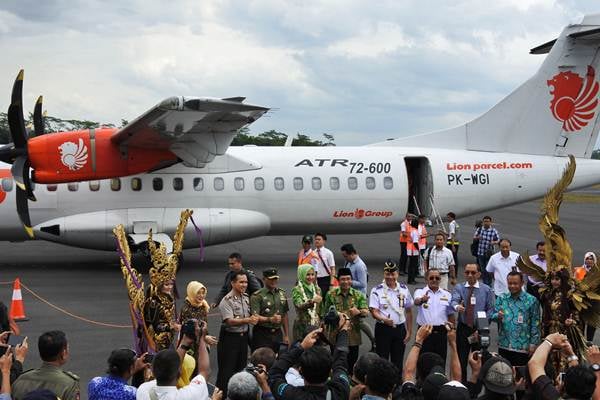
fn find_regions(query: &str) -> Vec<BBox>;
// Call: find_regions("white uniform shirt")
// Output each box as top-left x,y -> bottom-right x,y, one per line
486,250 -> 520,295
314,246 -> 335,278
448,220 -> 459,243
369,282 -> 414,325
136,375 -> 209,400
424,247 -> 455,273
413,287 -> 453,326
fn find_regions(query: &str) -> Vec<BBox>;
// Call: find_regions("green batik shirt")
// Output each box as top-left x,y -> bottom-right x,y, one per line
323,287 -> 368,346
491,291 -> 540,353
250,287 -> 289,329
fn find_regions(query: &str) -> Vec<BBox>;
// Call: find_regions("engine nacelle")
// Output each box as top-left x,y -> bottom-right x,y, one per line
28,128 -> 177,183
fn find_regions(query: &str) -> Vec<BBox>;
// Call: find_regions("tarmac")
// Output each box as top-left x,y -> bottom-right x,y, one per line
0,198 -> 598,397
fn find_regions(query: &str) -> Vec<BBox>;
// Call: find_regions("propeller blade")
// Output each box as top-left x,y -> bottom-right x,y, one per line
7,70 -> 27,149
16,185 -> 34,239
11,156 -> 35,201
33,95 -> 44,137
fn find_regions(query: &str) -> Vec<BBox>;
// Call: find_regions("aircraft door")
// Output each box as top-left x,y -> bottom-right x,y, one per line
404,157 -> 434,217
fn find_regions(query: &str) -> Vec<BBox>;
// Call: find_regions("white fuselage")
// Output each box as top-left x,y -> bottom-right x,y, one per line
0,146 -> 598,250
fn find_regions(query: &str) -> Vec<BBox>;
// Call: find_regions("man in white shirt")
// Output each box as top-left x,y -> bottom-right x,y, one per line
314,232 -> 336,295
424,233 -> 456,290
485,238 -> 520,296
137,322 -> 211,400
413,268 -> 455,361
526,241 -> 546,300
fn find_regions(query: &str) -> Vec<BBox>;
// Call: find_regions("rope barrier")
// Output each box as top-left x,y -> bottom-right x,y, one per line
1,278 -> 226,329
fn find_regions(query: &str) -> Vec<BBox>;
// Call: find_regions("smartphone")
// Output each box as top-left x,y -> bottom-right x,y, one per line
143,354 -> 155,364
0,345 -> 11,357
7,334 -> 25,347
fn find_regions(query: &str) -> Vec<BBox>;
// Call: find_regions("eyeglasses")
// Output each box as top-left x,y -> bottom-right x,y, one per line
464,271 -> 478,275
428,276 -> 441,281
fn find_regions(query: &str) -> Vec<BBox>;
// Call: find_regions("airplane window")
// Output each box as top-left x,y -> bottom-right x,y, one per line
111,178 -> 121,191
293,177 -> 303,191
329,177 -> 340,190
67,183 -> 79,192
47,184 -> 58,192
348,177 -> 358,190
366,176 -> 376,190
1,179 -> 12,192
312,177 -> 321,190
384,176 -> 393,189
153,177 -> 163,191
193,177 -> 204,191
89,181 -> 100,192
173,177 -> 184,191
234,177 -> 245,191
254,177 -> 264,191
214,177 -> 224,191
131,178 -> 142,191
274,177 -> 284,191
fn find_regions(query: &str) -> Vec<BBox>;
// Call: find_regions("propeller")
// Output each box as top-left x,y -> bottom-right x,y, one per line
5,70 -> 38,238
32,95 -> 45,137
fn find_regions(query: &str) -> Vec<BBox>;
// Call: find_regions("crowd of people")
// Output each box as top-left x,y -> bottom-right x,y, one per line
0,212 -> 599,400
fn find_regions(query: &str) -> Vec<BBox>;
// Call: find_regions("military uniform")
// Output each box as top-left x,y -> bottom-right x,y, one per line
250,286 -> 289,352
12,363 -> 80,400
323,286 -> 368,372
216,289 -> 251,396
369,281 -> 413,376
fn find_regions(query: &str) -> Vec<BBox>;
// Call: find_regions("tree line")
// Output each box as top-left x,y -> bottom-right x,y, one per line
0,113 -> 335,147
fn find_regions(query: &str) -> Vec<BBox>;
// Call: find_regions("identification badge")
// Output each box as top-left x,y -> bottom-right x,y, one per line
470,297 -> 476,305
517,314 -> 523,324
440,296 -> 448,302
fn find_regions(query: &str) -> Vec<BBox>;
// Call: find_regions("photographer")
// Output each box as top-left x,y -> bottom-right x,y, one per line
322,267 -> 369,372
528,333 -> 596,400
268,316 -> 352,400
228,364 -> 274,400
0,331 -> 27,386
88,348 -> 148,400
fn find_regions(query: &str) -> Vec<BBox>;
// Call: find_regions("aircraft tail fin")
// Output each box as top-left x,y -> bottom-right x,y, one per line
376,14 -> 600,158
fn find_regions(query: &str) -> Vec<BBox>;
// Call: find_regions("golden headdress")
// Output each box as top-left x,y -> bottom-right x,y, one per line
148,209 -> 193,290
517,156 -> 600,356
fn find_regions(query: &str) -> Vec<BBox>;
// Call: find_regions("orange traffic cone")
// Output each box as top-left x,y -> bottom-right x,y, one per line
9,278 -> 28,322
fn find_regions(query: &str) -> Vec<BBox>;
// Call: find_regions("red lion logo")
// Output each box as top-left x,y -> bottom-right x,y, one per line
355,209 -> 365,219
547,65 -> 599,132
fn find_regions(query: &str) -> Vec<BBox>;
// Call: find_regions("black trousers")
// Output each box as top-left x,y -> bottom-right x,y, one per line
399,242 -> 408,273
498,348 -> 529,367
375,322 -> 407,378
348,345 -> 359,375
457,322 -> 479,383
446,244 -> 459,269
317,276 -> 331,296
251,325 -> 283,353
420,325 -> 448,362
216,329 -> 249,396
407,255 -> 419,283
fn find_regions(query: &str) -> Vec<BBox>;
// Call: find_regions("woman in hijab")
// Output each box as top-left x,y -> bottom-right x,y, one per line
291,264 -> 322,342
574,252 -> 598,341
179,281 -> 218,347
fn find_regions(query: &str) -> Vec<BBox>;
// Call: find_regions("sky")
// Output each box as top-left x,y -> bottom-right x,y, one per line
0,0 -> 599,146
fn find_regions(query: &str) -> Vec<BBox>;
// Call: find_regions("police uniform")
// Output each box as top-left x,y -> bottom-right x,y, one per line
369,272 -> 413,375
250,268 -> 290,352
12,363 -> 80,400
216,289 -> 251,395
413,286 -> 454,361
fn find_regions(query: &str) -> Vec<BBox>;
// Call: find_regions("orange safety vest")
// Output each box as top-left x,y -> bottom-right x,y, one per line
399,219 -> 410,243
574,266 -> 588,281
298,249 -> 319,266
406,225 -> 419,254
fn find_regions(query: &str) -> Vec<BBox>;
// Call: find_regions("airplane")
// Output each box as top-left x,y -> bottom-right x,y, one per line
0,14 -> 600,254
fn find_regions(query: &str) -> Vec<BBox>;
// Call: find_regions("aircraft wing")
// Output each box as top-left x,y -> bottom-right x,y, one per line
111,96 -> 269,167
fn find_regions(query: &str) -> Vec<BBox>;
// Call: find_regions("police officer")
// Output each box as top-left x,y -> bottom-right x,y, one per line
322,267 -> 369,373
216,271 -> 258,397
250,268 -> 290,352
12,330 -> 80,400
413,268 -> 455,362
369,260 -> 413,377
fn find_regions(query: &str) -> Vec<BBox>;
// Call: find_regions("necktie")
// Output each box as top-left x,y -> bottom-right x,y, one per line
465,285 -> 475,327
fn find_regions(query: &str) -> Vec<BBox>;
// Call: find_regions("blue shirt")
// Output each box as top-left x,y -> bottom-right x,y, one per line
450,281 -> 495,325
88,375 -> 136,400
346,256 -> 368,295
491,291 -> 540,353
475,227 -> 499,256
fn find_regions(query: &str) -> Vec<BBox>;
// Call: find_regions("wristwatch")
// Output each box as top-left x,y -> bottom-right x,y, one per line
591,363 -> 600,372
566,354 -> 579,363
